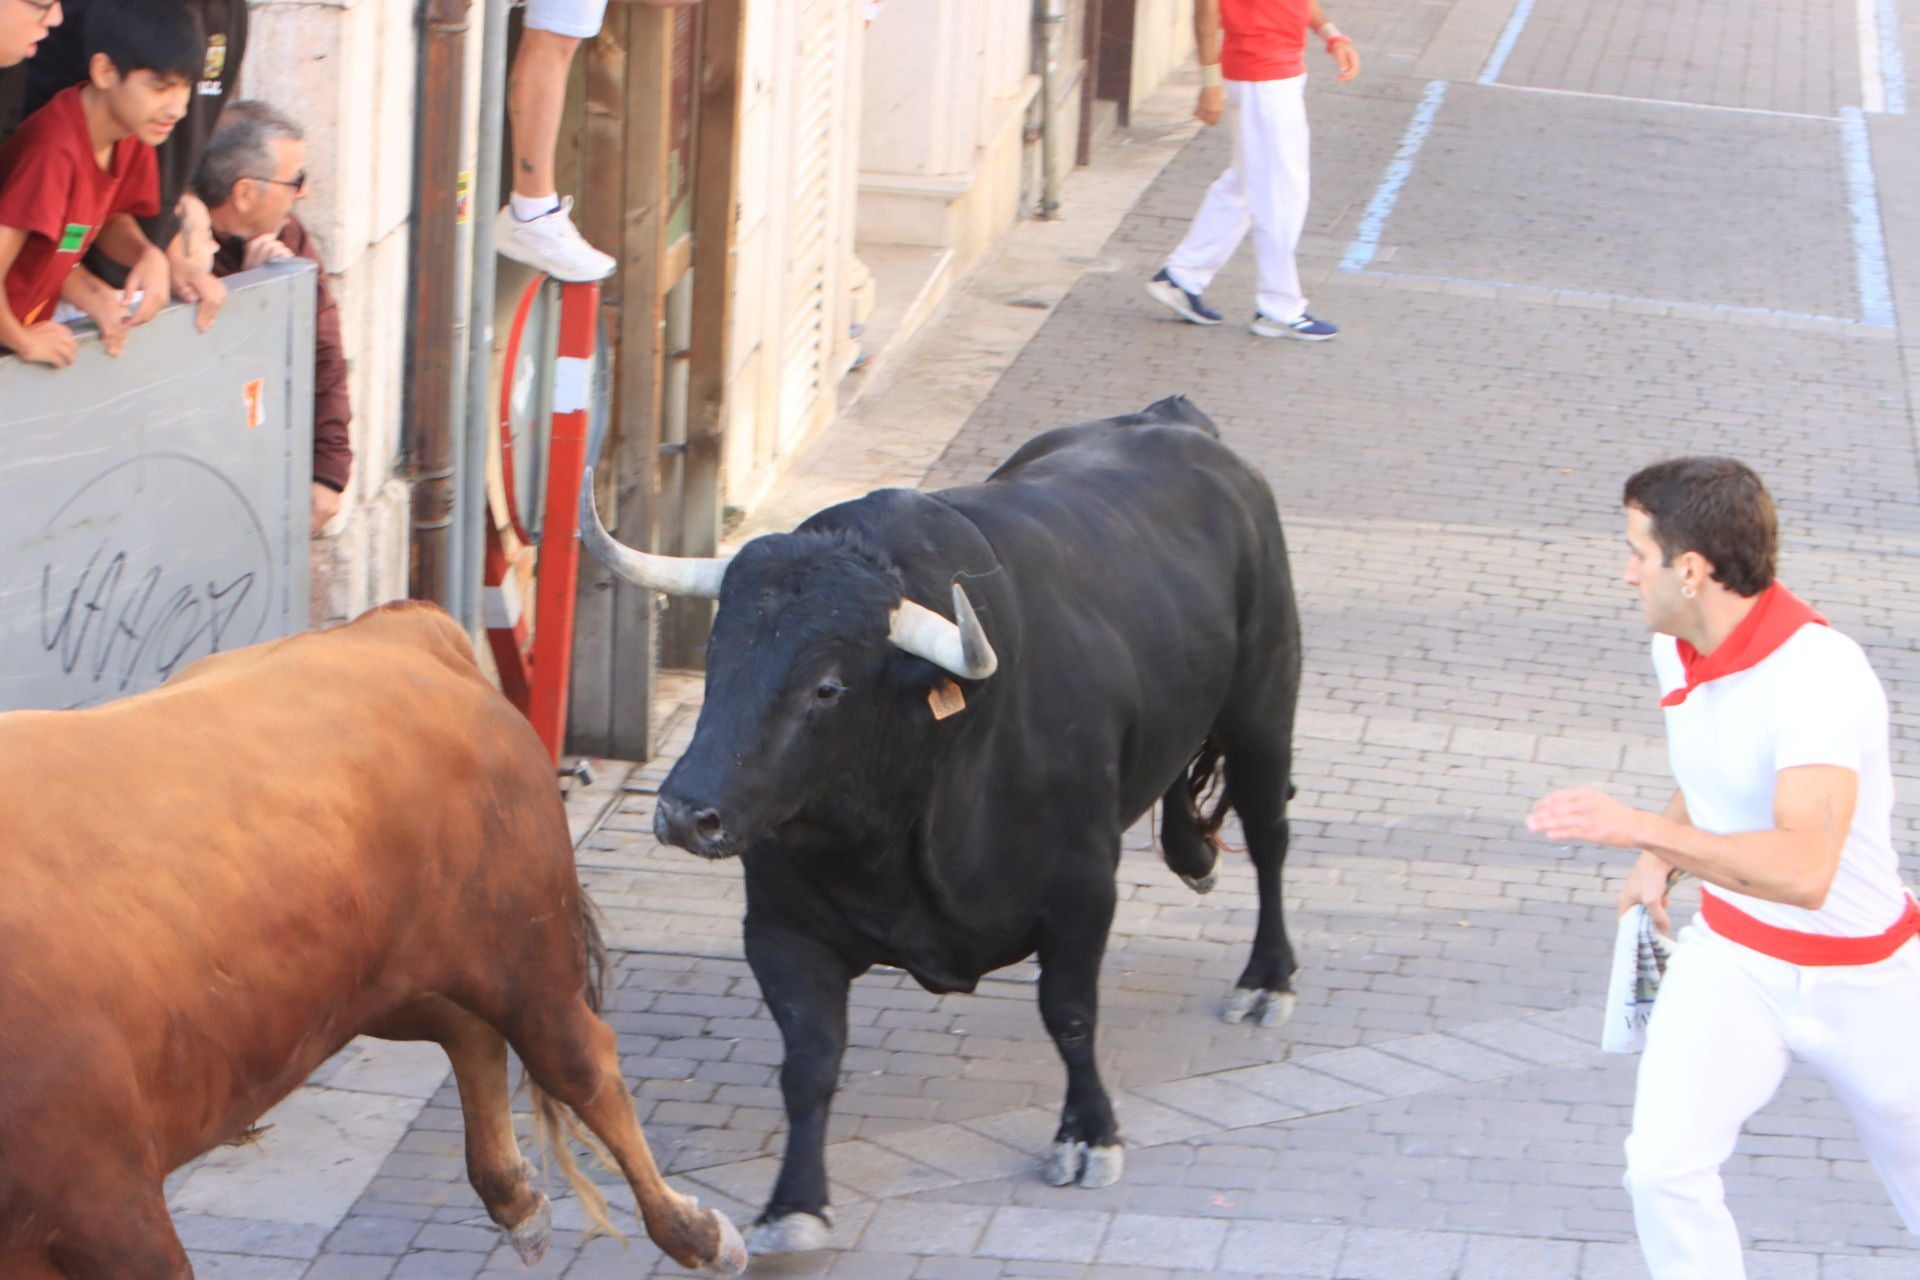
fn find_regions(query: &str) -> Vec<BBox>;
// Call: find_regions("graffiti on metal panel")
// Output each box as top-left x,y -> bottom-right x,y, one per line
28,454 -> 273,706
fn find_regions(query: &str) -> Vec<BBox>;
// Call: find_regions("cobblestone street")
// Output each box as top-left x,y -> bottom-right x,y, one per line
172,0 -> 1920,1274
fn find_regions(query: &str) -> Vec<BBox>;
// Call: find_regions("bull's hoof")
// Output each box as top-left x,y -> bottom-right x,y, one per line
745,1210 -> 832,1255
1079,1143 -> 1125,1188
1258,991 -> 1296,1028
1043,1139 -> 1083,1186
703,1208 -> 749,1276
1178,870 -> 1218,895
507,1191 -> 552,1266
1223,987 -> 1294,1027
1044,1140 -> 1125,1188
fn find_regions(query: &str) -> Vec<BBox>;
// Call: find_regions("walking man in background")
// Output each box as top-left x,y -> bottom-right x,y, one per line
1146,0 -> 1358,341
1530,458 -> 1920,1278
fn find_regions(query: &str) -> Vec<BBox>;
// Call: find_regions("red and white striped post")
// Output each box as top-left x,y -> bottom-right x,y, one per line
482,277 -> 599,766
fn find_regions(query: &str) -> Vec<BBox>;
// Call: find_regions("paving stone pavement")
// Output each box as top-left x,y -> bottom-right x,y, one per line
172,0 -> 1920,1275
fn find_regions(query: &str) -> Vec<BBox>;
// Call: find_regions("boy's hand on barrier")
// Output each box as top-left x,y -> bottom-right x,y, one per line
171,262 -> 228,332
125,247 -> 170,327
15,321 -> 78,368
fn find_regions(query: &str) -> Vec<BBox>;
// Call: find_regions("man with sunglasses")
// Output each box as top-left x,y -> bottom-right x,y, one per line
197,100 -> 352,535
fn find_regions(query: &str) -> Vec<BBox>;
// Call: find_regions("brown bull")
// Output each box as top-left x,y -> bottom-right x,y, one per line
0,602 -> 746,1279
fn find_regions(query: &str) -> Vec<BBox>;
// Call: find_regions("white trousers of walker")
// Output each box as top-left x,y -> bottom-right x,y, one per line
1164,74 -> 1311,324
1627,922 -> 1920,1278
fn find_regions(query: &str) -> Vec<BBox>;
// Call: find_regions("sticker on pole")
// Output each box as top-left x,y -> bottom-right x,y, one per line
242,378 -> 265,429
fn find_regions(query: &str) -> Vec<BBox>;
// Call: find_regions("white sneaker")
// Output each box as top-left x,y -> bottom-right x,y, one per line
494,197 -> 615,282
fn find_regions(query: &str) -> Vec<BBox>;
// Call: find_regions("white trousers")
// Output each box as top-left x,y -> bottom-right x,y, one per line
1626,923 -> 1920,1278
1165,75 -> 1311,323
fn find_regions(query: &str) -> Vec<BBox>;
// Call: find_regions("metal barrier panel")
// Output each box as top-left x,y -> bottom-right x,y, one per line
0,263 -> 316,711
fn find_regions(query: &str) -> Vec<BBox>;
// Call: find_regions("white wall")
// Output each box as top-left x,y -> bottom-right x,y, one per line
1131,0 -> 1194,118
723,0 -> 864,514
244,0 -> 425,625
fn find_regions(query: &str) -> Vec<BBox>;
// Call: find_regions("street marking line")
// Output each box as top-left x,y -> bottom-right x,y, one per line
1840,108 -> 1897,327
1478,0 -> 1537,85
1486,81 -> 1840,122
1879,0 -> 1908,114
1859,0 -> 1886,113
1340,80 -> 1449,272
1339,267 -> 1893,333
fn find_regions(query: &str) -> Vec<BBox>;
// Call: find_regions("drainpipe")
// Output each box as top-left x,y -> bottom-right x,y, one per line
1035,0 -> 1064,219
458,0 -> 512,635
406,0 -> 472,608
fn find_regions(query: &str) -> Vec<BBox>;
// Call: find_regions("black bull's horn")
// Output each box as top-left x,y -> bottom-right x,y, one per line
578,469 -> 997,681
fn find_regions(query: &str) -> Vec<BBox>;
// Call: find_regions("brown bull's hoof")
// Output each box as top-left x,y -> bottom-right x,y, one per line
705,1208 -> 749,1275
507,1191 -> 552,1265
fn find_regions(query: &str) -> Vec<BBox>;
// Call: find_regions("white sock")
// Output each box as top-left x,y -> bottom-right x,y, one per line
510,192 -> 561,222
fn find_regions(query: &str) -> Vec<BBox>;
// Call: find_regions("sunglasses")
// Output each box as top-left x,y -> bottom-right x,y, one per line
246,170 -> 308,193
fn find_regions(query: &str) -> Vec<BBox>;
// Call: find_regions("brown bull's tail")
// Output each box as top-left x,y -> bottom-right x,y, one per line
528,886 -> 623,1244
579,889 -> 610,1015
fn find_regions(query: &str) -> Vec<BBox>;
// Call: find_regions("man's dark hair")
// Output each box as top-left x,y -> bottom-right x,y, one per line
87,0 -> 204,83
1623,457 -> 1777,597
194,100 -> 304,207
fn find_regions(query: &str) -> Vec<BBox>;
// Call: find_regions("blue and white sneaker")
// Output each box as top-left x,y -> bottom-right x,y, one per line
1250,311 -> 1338,341
1145,268 -> 1222,325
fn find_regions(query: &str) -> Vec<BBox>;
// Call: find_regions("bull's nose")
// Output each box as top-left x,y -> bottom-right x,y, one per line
654,794 -> 734,858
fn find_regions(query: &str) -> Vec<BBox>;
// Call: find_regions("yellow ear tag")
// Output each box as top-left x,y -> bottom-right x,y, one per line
928,679 -> 967,720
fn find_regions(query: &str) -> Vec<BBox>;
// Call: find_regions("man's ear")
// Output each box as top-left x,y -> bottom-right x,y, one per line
1676,549 -> 1715,592
88,52 -> 121,90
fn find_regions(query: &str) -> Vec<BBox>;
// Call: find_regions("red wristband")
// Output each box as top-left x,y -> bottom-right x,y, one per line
1325,34 -> 1352,50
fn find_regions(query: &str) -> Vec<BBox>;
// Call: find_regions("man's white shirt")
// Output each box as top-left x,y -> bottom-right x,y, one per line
1652,623 -> 1906,936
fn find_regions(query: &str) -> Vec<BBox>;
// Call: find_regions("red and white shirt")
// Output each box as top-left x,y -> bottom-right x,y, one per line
0,85 -> 159,326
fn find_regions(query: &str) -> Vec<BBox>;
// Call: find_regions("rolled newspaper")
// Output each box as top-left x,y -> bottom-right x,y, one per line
1601,904 -> 1674,1054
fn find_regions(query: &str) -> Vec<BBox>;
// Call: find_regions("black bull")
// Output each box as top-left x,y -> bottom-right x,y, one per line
585,396 -> 1302,1251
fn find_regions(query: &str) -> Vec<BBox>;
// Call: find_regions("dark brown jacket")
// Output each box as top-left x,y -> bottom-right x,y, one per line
213,215 -> 352,492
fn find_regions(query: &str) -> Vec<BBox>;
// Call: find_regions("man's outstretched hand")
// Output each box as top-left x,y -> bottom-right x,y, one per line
1528,787 -> 1647,849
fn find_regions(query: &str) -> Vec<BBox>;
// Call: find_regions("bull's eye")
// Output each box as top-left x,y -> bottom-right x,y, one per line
813,680 -> 844,704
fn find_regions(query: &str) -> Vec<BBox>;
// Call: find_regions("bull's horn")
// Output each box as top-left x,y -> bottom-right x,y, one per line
577,467 -> 729,598
889,583 -> 998,681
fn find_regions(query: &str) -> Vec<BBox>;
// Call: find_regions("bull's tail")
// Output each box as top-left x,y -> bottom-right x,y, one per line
527,887 -> 624,1244
1159,737 -> 1233,890
1184,738 -> 1232,845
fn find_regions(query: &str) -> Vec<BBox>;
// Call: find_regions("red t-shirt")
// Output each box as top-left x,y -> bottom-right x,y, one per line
0,85 -> 159,325
1220,0 -> 1313,82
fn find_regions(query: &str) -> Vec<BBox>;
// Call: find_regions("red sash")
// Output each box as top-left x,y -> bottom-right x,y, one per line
1701,888 -> 1920,966
1661,583 -> 1826,708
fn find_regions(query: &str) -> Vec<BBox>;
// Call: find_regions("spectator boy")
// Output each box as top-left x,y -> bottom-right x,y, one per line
17,0 -> 244,329
0,0 -> 196,365
196,100 -> 351,533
